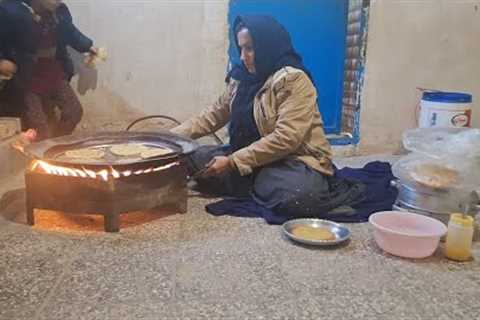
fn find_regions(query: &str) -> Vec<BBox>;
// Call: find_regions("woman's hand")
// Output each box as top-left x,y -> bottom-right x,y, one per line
84,47 -> 108,68
0,60 -> 17,79
203,156 -> 233,177
89,47 -> 98,56
83,47 -> 98,66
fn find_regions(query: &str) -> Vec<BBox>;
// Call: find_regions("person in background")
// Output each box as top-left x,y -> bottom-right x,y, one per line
172,15 -> 364,220
0,0 -> 35,118
0,0 -> 98,140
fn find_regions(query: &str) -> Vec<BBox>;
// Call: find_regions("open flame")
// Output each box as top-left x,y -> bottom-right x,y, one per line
31,160 -> 179,181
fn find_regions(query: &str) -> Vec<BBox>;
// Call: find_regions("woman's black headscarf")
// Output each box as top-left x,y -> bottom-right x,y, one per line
228,15 -> 313,152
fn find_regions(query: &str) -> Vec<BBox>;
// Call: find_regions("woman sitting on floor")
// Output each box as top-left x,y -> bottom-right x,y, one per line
172,15 -> 364,219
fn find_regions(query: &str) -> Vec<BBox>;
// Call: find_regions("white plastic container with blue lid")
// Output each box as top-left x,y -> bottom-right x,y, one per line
419,91 -> 473,128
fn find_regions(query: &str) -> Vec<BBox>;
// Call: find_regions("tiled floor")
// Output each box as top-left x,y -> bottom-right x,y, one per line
0,156 -> 479,320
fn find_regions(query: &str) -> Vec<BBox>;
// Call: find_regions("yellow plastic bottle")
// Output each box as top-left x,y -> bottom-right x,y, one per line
444,213 -> 474,261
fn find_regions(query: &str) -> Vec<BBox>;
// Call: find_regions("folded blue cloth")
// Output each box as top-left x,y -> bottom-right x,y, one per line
205,161 -> 398,224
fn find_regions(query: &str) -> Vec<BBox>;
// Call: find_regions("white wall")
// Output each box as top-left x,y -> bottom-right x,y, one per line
65,0 -> 479,153
360,0 -> 480,154
64,0 -> 229,131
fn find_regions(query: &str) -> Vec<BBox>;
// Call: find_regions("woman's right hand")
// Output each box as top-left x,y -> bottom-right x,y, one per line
0,59 -> 17,79
202,156 -> 234,177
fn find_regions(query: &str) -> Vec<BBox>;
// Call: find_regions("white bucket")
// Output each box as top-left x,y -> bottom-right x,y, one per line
419,91 -> 473,128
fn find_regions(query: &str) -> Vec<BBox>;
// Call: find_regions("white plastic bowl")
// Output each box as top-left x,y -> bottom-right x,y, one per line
369,211 -> 447,259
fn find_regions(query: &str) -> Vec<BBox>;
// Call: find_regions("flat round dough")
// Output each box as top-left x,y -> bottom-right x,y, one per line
110,143 -> 149,156
140,147 -> 173,159
64,148 -> 105,159
410,163 -> 459,189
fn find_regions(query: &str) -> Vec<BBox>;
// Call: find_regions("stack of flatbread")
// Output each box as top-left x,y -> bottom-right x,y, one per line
410,163 -> 459,190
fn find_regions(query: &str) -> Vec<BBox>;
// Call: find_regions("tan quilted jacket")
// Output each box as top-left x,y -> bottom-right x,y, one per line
171,66 -> 333,176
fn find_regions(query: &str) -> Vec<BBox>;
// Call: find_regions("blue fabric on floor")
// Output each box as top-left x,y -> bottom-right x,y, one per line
205,161 -> 398,224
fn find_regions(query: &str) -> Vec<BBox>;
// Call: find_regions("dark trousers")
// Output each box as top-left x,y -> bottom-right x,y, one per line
1,80 -> 83,140
189,145 -> 366,219
23,81 -> 83,140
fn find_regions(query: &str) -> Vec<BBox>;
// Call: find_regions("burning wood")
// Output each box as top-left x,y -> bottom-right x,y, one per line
30,160 -> 179,181
20,131 -> 195,232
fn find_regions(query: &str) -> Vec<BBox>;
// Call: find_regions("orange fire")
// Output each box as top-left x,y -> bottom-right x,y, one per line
31,160 -> 179,181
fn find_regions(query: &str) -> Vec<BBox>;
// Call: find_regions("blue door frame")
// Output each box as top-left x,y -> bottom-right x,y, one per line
228,0 -> 349,134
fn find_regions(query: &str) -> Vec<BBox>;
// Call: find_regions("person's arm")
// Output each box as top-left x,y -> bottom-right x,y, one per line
57,4 -> 93,53
231,71 -> 317,176
171,81 -> 235,139
0,9 -> 8,60
0,9 -> 17,78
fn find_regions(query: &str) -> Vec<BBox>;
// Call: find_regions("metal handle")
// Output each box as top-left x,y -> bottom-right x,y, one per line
126,115 -> 181,130
126,115 -> 224,145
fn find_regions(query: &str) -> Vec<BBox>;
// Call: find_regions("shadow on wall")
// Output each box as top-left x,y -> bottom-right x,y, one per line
74,85 -> 148,133
67,50 -> 209,137
69,49 -> 154,133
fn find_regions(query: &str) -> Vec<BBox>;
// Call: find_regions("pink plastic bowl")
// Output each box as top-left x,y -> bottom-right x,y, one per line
369,211 -> 447,259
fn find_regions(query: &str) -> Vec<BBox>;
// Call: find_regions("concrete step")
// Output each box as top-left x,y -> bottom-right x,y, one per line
0,118 -> 28,178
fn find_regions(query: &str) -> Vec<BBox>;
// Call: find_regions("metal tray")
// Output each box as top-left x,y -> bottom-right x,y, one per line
24,131 -> 199,168
282,219 -> 351,246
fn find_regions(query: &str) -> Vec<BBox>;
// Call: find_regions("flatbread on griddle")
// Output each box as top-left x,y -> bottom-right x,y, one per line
140,147 -> 173,159
110,143 -> 149,156
64,148 -> 105,159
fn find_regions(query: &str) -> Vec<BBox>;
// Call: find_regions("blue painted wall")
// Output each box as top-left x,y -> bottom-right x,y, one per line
228,0 -> 348,134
